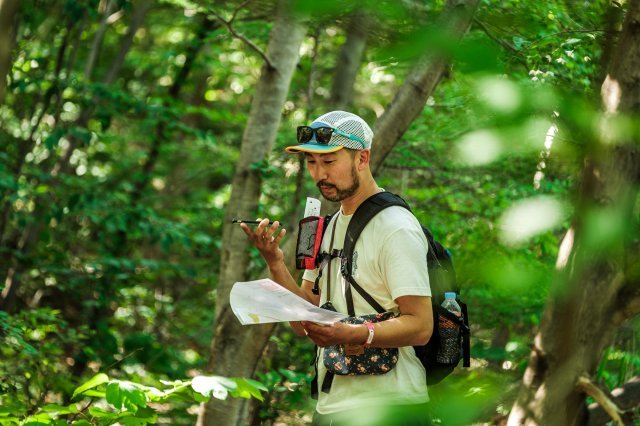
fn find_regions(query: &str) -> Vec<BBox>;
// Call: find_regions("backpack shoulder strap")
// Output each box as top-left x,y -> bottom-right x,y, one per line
342,192 -> 409,315
310,212 -> 338,295
342,191 -> 409,276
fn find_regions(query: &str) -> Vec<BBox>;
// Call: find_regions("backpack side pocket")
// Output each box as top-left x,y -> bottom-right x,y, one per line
435,306 -> 463,365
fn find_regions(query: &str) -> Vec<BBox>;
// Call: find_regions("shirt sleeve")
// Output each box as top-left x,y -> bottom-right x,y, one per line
302,268 -> 318,283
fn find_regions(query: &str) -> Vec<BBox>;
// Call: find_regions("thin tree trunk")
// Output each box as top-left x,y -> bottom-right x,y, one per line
508,1 -> 640,424
128,16 -> 219,204
198,2 -> 306,425
370,0 -> 480,176
0,0 -> 20,104
53,0 -> 152,176
329,9 -> 371,110
84,0 -> 116,81
104,0 -> 152,85
65,14 -> 88,84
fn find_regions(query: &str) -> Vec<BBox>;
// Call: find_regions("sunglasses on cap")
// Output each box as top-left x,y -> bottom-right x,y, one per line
296,126 -> 366,149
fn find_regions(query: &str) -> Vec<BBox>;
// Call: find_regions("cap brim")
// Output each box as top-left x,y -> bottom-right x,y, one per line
285,143 -> 344,154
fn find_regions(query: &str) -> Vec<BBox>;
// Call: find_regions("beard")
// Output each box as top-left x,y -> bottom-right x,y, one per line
316,163 -> 360,202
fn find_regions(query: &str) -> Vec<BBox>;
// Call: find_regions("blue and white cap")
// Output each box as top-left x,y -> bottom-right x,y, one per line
285,110 -> 374,154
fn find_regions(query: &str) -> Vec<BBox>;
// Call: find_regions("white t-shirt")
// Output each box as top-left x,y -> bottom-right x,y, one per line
302,205 -> 432,414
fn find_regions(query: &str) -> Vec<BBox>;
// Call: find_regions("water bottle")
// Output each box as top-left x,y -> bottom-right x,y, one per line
436,292 -> 462,364
441,292 -> 462,317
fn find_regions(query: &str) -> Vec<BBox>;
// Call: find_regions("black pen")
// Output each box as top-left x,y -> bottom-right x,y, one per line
232,218 -> 281,226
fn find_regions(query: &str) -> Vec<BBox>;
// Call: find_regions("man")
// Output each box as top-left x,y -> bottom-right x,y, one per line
240,111 -> 433,426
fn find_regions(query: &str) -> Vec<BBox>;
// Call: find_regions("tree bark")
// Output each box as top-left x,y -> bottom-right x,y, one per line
197,2 -> 306,426
507,1 -> 640,425
329,8 -> 372,110
0,0 -> 20,104
370,0 -> 480,176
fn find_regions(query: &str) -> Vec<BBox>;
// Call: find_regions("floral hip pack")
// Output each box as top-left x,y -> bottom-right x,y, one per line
321,302 -> 399,376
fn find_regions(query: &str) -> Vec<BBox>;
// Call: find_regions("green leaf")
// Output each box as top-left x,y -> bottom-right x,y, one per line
564,37 -> 581,45
191,375 -> 237,400
88,406 -> 118,420
72,373 -> 109,399
22,412 -> 54,424
41,404 -> 78,415
120,407 -> 158,425
80,389 -> 106,398
243,378 -> 268,392
106,382 -> 123,409
106,381 -> 147,412
43,128 -> 65,150
229,378 -> 266,401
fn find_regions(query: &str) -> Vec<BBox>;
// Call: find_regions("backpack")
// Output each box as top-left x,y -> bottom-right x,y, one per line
316,191 -> 470,388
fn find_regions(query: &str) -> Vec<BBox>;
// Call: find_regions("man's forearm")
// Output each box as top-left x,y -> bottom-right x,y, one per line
363,314 -> 432,348
267,261 -> 312,303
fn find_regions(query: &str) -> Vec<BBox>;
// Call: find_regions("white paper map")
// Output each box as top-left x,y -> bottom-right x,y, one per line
230,279 -> 347,325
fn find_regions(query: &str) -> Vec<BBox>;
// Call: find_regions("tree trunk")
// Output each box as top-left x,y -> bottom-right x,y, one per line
197,2 -> 306,426
84,0 -> 116,81
0,0 -> 20,104
507,2 -> 640,425
370,0 -> 479,176
329,8 -> 371,110
128,16 -> 219,204
103,0 -> 152,85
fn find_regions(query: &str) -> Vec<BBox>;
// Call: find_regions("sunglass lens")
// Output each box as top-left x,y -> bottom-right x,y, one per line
297,126 -> 313,143
315,127 -> 333,143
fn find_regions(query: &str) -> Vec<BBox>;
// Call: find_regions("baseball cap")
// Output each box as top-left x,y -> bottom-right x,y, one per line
285,111 -> 374,154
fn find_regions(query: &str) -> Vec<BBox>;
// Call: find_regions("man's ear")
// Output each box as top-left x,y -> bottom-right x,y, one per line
357,149 -> 371,170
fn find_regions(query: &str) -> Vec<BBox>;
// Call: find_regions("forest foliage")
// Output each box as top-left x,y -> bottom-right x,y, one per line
0,0 -> 638,424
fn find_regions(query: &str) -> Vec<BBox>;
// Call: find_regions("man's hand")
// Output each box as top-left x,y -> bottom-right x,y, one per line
239,219 -> 286,265
300,321 -> 365,347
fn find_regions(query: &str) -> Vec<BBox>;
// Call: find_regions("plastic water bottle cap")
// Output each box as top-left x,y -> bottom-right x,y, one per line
444,292 -> 456,299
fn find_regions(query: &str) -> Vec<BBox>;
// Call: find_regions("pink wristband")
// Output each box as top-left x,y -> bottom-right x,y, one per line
363,321 -> 374,347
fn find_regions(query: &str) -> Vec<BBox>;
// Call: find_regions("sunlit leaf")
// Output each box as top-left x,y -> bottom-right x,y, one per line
499,196 -> 568,246
229,378 -> 267,401
191,375 -> 236,400
72,373 -> 109,400
475,77 -> 521,113
455,129 -> 503,166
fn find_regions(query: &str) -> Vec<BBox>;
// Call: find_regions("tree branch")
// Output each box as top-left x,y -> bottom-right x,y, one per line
209,4 -> 274,69
577,375 -> 625,426
228,0 -> 252,24
588,376 -> 640,426
473,18 -> 530,72
474,18 -> 519,54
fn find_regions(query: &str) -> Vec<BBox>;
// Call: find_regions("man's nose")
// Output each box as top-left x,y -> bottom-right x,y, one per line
316,164 -> 329,180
